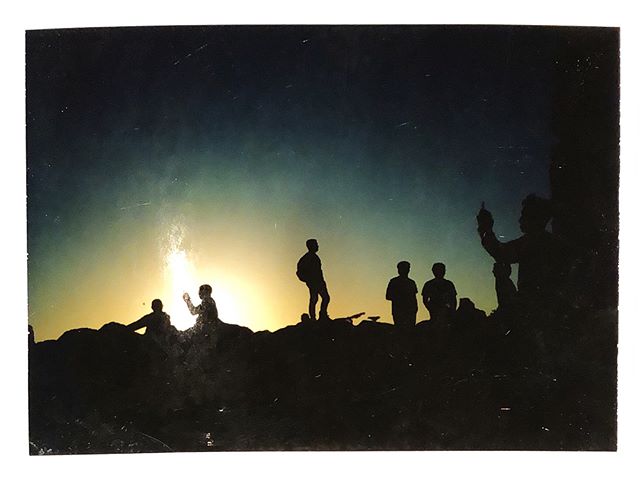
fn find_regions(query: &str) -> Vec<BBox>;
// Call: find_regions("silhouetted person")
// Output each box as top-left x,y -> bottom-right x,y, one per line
386,261 -> 418,329
296,239 -> 330,321
477,196 -> 567,308
28,324 -> 35,347
455,298 -> 487,322
493,262 -> 518,312
183,284 -> 219,331
422,263 -> 457,323
127,299 -> 172,341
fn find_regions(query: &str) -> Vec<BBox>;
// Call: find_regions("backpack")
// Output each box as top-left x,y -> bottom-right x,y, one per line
296,257 -> 308,282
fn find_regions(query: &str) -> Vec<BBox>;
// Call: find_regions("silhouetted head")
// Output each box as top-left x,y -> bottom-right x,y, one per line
306,238 -> 319,252
301,313 -> 311,324
397,261 -> 411,276
198,284 -> 213,299
151,299 -> 163,312
492,262 -> 512,278
432,262 -> 446,279
519,194 -> 552,234
458,297 -> 475,312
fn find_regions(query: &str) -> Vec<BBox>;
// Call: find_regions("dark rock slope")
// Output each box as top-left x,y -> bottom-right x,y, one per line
28,311 -> 617,453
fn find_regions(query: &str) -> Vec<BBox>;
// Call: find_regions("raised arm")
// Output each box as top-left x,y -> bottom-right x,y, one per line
477,204 -> 520,264
479,230 -> 521,264
183,293 -> 202,316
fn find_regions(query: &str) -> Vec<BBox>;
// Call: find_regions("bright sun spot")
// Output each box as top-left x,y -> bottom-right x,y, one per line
165,249 -> 197,330
164,246 -> 245,331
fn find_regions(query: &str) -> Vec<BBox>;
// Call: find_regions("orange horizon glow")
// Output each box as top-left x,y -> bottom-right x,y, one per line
28,215 -> 500,342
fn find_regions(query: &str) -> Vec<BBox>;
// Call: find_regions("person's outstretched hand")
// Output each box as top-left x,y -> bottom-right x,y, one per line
476,201 -> 494,234
182,292 -> 190,302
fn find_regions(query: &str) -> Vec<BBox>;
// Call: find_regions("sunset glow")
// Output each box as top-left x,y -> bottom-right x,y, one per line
27,27 -> 555,341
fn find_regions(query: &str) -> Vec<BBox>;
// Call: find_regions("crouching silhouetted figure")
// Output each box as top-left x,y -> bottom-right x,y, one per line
127,299 -> 173,342
296,239 -> 331,321
455,298 -> 487,323
422,262 -> 457,324
183,284 -> 219,333
386,261 -> 418,329
493,262 -> 518,313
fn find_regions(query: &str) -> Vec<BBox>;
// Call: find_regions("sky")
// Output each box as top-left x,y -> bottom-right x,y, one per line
26,25 -> 555,341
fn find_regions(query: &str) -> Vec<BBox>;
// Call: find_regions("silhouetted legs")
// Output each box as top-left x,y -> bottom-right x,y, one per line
427,306 -> 453,324
308,282 -> 330,320
392,309 -> 416,329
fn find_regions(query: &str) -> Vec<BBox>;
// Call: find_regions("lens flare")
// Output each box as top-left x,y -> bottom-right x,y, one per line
163,222 -> 245,330
165,249 -> 198,330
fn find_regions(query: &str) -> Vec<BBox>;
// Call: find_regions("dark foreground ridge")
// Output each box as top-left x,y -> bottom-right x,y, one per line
28,309 -> 617,453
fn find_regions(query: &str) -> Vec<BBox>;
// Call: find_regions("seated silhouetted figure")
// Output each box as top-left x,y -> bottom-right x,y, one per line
28,325 -> 35,347
386,261 -> 418,329
455,297 -> 487,323
477,195 -> 567,309
296,239 -> 330,321
422,263 -> 457,323
127,299 -> 172,341
493,262 -> 518,313
183,284 -> 219,332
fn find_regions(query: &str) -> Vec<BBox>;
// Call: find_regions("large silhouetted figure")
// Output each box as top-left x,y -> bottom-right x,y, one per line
296,238 -> 330,321
183,284 -> 219,331
127,299 -> 172,340
422,263 -> 457,323
477,195 -> 567,308
386,261 -> 418,329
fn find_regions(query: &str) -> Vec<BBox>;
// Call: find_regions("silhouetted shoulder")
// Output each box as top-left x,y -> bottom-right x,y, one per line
421,278 -> 436,294
445,279 -> 457,293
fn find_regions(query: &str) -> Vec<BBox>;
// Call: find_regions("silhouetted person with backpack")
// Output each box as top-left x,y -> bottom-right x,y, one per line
477,195 -> 567,309
296,239 -> 330,321
183,284 -> 219,332
386,261 -> 418,329
422,263 -> 457,323
128,299 -> 173,341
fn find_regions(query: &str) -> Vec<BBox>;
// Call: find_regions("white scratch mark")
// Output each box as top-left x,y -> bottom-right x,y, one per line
172,43 -> 208,66
120,201 -> 151,211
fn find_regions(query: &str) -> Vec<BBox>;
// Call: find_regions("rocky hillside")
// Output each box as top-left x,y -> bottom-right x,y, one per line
28,310 -> 617,453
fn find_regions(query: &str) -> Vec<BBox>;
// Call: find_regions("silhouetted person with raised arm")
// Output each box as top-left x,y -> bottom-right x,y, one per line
477,195 -> 567,308
183,284 -> 219,332
296,238 -> 330,321
127,299 -> 172,341
386,261 -> 418,329
422,262 -> 457,323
